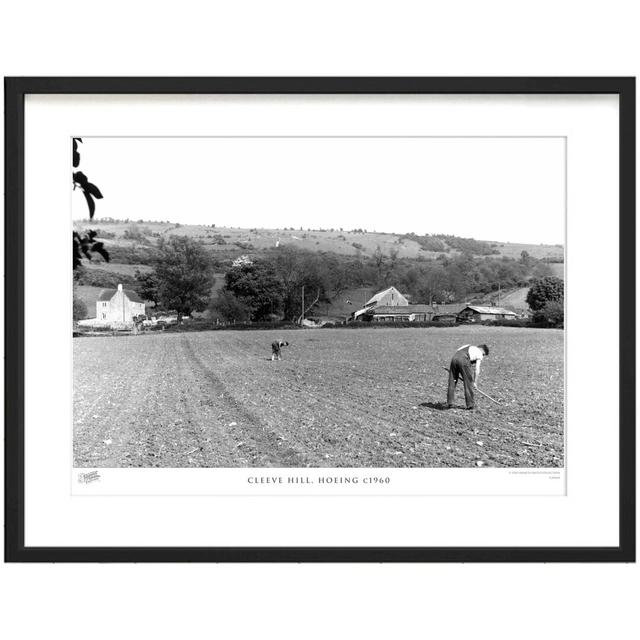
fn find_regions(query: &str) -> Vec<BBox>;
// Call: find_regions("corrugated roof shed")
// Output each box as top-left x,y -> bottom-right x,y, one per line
372,304 -> 435,314
429,303 -> 463,315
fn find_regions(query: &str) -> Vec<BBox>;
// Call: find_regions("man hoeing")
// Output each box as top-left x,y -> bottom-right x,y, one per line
447,343 -> 489,410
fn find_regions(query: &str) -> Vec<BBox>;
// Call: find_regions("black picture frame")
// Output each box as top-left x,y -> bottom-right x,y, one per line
4,77 -> 635,563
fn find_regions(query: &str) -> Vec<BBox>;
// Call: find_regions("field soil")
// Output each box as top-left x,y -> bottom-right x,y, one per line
74,326 -> 564,468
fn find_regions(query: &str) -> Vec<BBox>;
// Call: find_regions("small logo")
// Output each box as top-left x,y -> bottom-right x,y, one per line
78,470 -> 101,484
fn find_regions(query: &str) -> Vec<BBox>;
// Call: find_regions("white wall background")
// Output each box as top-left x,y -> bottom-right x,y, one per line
1,1 -> 638,639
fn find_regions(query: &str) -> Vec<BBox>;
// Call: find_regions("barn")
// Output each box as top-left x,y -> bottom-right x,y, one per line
457,305 -> 517,322
351,286 -> 437,322
364,286 -> 409,308
351,286 -> 410,321
95,284 -> 145,323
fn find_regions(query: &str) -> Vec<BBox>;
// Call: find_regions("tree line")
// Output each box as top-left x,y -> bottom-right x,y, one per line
110,236 -> 561,323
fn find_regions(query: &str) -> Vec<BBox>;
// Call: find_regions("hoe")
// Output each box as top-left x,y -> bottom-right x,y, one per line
441,366 -> 503,405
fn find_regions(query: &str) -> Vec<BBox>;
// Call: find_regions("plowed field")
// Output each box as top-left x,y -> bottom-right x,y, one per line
73,327 -> 564,468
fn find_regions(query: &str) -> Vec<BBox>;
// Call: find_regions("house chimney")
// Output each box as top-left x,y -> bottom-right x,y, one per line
117,283 -> 123,292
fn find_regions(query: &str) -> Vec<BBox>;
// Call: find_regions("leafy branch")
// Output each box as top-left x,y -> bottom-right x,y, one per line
73,230 -> 109,269
72,138 -> 109,268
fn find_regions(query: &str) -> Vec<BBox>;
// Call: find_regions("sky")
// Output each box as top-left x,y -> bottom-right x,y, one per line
72,136 -> 565,245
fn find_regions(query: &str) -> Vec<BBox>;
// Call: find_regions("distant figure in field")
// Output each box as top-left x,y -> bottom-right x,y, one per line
271,339 -> 289,361
447,344 -> 489,410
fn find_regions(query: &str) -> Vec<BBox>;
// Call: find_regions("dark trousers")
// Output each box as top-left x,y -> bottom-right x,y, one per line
447,351 -> 475,408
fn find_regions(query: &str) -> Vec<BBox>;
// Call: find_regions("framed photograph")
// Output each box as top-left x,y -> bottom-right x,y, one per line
5,77 -> 635,562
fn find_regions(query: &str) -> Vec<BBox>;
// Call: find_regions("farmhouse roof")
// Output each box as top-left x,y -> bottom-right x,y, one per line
463,305 -> 517,315
365,286 -> 405,307
372,304 -> 434,314
98,288 -> 145,303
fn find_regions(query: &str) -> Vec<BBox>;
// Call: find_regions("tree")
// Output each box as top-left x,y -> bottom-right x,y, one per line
153,236 -> 215,321
535,299 -> 564,325
222,247 -> 337,322
224,258 -> 283,321
526,276 -> 564,311
266,247 -> 331,320
72,138 -> 108,268
531,261 -> 554,279
416,263 -> 450,304
134,269 -> 160,308
324,255 -> 351,297
210,289 -> 252,322
73,297 -> 88,321
123,223 -> 146,243
371,246 -> 399,288
519,250 -> 532,266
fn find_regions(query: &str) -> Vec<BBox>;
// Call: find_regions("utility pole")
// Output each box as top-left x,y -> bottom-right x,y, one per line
301,285 -> 305,323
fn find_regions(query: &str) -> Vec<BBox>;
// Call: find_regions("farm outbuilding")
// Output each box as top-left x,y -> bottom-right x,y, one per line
351,285 -> 413,321
457,305 -> 517,322
430,303 -> 463,316
366,304 -> 434,322
432,313 -> 458,324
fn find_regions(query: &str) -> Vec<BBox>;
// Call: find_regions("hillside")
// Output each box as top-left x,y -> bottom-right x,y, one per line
75,219 -> 564,261
481,287 -> 529,311
73,220 -> 564,320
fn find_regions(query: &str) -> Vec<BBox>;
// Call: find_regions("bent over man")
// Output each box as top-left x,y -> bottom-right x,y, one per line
271,339 -> 289,361
447,344 -> 489,409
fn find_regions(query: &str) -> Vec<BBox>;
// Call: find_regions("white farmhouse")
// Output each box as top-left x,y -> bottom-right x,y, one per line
95,284 -> 145,323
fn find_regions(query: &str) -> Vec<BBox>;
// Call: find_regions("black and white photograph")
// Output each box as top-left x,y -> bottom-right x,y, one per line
5,76 -> 633,564
72,135 -> 565,471
2,2 -> 637,636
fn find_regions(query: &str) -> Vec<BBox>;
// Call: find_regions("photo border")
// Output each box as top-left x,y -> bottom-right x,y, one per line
4,77 -> 635,562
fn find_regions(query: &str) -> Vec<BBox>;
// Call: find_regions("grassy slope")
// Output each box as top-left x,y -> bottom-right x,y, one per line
75,220 -> 564,260
82,261 -> 153,276
488,287 -> 529,310
493,241 -> 564,261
